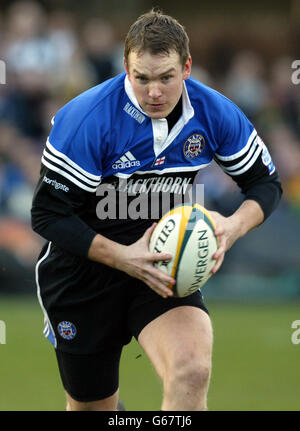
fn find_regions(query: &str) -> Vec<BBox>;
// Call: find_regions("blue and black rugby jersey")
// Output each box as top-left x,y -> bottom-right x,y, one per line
31,73 -> 282,256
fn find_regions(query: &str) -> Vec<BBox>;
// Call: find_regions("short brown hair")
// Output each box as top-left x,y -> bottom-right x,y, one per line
124,9 -> 190,68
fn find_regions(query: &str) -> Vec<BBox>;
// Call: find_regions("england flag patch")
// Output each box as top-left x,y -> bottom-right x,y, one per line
154,156 -> 165,166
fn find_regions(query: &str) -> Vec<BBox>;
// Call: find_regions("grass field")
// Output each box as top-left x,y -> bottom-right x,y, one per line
0,295 -> 299,411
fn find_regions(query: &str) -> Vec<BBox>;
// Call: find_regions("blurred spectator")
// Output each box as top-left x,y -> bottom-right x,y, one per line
47,9 -> 96,100
1,1 -> 58,141
47,10 -> 77,74
0,123 -> 44,293
0,1 -> 94,141
224,50 -> 269,123
269,56 -> 300,137
4,1 -> 58,75
0,70 -> 51,142
80,18 -> 117,84
191,63 -> 214,87
0,124 -> 40,219
266,125 -> 300,213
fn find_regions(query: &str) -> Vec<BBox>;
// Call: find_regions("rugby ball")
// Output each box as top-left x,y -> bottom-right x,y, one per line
149,203 -> 218,297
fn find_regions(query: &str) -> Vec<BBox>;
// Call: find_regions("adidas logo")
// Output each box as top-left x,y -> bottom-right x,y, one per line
112,151 -> 141,170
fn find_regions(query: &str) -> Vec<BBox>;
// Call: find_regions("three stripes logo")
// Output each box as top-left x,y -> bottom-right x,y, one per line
112,151 -> 140,170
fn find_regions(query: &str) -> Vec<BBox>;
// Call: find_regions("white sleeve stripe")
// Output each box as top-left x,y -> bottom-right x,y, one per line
222,146 -> 262,176
43,148 -> 100,187
220,139 -> 258,172
41,158 -> 99,192
215,128 -> 257,161
46,139 -> 101,181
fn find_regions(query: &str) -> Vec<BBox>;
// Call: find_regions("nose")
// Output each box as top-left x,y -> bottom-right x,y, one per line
148,82 -> 162,99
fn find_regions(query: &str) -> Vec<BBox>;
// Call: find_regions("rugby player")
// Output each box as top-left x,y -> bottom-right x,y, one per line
31,9 -> 282,411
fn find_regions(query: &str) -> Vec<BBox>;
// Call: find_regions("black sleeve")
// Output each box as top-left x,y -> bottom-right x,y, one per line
214,148 -> 283,220
31,164 -> 97,257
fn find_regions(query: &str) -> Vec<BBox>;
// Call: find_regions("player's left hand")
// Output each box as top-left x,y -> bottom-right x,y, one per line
208,210 -> 243,274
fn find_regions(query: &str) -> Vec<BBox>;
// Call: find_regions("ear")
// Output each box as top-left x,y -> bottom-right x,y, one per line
124,57 -> 129,76
183,56 -> 192,80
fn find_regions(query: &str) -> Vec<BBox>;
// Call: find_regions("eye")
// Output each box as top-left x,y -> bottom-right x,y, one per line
136,76 -> 148,83
161,75 -> 172,82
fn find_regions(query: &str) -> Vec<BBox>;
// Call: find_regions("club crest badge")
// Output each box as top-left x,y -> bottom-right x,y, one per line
58,321 -> 77,340
183,134 -> 205,159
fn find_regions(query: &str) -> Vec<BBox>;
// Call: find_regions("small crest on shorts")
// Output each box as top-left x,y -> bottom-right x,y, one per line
58,321 -> 77,340
183,134 -> 205,159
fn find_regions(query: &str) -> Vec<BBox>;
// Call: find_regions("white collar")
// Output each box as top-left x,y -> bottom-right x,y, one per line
124,74 -> 194,123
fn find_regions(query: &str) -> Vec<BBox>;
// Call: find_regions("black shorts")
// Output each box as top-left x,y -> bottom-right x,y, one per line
37,241 -> 209,401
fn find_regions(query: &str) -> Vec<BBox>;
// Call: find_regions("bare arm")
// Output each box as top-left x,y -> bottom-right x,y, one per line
209,199 -> 264,274
88,223 -> 175,298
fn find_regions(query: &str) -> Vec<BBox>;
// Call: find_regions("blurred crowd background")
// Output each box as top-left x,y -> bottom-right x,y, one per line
0,0 -> 299,298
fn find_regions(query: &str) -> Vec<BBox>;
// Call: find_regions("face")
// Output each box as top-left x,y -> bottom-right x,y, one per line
125,50 -> 192,119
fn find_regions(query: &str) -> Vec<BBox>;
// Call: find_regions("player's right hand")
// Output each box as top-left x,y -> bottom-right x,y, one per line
114,224 -> 175,298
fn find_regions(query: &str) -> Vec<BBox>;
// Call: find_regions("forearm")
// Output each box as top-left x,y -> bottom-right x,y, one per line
31,166 -> 99,257
87,233 -> 126,269
31,208 -> 98,257
87,225 -> 175,298
228,199 -> 264,239
210,199 -> 265,274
